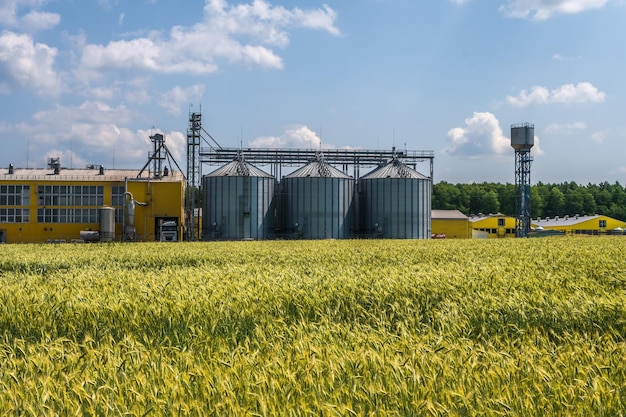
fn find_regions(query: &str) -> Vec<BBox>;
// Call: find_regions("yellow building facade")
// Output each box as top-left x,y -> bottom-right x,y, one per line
469,214 -> 517,238
0,166 -> 184,243
431,210 -> 470,238
532,215 -> 626,235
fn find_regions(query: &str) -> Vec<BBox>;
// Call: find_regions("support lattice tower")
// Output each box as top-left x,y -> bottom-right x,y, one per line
186,112 -> 201,240
511,123 -> 534,238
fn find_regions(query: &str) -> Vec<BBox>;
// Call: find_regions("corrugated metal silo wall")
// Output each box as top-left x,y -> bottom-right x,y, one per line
281,177 -> 354,239
202,175 -> 275,240
360,177 -> 432,239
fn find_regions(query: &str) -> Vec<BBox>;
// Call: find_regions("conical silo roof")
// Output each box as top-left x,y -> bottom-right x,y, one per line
361,159 -> 429,180
284,161 -> 350,179
206,158 -> 273,178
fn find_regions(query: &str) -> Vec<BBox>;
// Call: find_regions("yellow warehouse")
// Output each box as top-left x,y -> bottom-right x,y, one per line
0,164 -> 184,243
469,214 -> 517,238
532,215 -> 626,236
431,209 -> 470,238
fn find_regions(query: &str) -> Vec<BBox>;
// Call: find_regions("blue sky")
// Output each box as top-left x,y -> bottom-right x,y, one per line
0,0 -> 624,184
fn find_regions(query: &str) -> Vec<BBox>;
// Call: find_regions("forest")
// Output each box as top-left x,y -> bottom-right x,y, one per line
432,181 -> 626,220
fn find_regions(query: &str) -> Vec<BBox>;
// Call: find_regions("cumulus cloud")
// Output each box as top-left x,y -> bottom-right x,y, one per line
12,102 -> 134,166
500,0 -> 609,20
0,0 -> 60,31
0,31 -> 63,94
248,125 -> 331,149
445,112 -> 545,158
158,84 -> 206,115
445,112 -> 510,157
6,101 -> 188,168
78,0 -> 340,78
506,82 -> 606,107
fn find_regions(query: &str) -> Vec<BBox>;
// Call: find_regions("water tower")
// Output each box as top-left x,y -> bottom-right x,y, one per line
511,123 -> 534,237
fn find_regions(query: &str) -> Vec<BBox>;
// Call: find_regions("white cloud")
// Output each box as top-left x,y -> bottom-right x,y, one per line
0,0 -> 60,32
249,125 -> 330,149
78,0 -> 340,78
87,86 -> 118,101
551,82 -> 605,104
7,101 -> 188,169
591,131 -> 605,144
545,121 -> 587,133
20,10 -> 60,31
0,31 -> 62,95
445,112 -> 510,157
506,82 -> 605,107
158,84 -> 206,115
500,0 -> 609,20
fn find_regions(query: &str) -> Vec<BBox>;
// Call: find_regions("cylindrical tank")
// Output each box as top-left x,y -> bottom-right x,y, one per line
281,161 -> 354,239
360,159 -> 431,239
202,158 -> 275,240
98,206 -> 115,242
511,123 -> 534,151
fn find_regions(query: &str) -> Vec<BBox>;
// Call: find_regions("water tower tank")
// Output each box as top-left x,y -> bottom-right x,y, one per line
511,123 -> 534,151
202,158 -> 275,240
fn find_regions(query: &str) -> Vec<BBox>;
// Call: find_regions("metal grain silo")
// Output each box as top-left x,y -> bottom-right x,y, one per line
202,156 -> 275,240
281,157 -> 354,239
360,158 -> 431,239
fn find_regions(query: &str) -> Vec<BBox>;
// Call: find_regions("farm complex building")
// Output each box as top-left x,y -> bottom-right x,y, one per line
469,214 -> 517,239
0,165 -> 184,244
532,215 -> 626,235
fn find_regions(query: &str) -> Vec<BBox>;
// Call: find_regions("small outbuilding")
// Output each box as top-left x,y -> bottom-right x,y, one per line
431,210 -> 470,238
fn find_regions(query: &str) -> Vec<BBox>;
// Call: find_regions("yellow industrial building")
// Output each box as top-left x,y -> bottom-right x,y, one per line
431,209 -> 470,238
0,163 -> 184,243
532,215 -> 626,235
469,214 -> 517,238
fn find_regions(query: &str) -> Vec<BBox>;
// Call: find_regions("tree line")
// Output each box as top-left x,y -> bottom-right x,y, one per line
432,181 -> 626,221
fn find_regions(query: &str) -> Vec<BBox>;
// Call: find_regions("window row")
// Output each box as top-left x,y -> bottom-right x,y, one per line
474,228 -> 516,234
0,208 -> 30,223
38,185 -> 104,195
37,185 -> 104,207
37,208 -> 99,224
1,184 -> 129,208
0,185 -> 30,206
38,195 -> 105,207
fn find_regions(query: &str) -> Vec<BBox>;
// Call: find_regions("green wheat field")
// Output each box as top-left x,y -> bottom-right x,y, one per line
1,238 -> 625,416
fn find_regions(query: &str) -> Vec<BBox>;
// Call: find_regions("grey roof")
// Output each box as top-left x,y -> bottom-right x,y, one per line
361,160 -> 429,180
532,215 -> 601,227
284,161 -> 350,179
205,160 -> 273,178
432,210 -> 468,220
468,213 -> 512,223
0,167 -> 184,182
